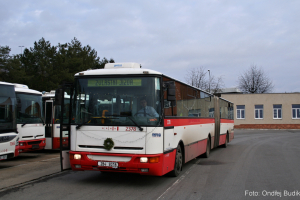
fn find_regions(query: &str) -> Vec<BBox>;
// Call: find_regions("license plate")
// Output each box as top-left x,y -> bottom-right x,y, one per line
98,161 -> 118,169
32,144 -> 39,149
0,155 -> 7,160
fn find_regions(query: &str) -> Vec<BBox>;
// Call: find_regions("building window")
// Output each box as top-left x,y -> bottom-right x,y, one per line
292,104 -> 300,119
236,105 -> 245,119
255,105 -> 263,119
273,105 -> 282,119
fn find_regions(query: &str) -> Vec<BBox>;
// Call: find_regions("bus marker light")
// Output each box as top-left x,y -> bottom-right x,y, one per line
140,168 -> 149,172
74,154 -> 82,160
174,133 -> 177,135
140,157 -> 148,163
75,165 -> 81,168
149,157 -> 159,163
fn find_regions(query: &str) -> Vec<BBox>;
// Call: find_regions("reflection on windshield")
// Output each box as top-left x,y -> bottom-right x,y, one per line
0,85 -> 16,133
16,93 -> 43,124
73,77 -> 162,127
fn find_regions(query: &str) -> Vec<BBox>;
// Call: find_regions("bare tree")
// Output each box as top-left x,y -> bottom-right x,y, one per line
185,66 -> 225,94
238,65 -> 274,93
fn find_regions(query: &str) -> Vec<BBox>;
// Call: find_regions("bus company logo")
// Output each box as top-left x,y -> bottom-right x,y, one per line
152,133 -> 161,137
109,127 -> 119,131
167,120 -> 171,125
10,142 -> 15,146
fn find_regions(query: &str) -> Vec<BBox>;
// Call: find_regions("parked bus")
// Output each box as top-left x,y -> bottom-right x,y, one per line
42,91 -> 69,150
0,81 -> 19,160
57,63 -> 234,176
15,84 -> 45,153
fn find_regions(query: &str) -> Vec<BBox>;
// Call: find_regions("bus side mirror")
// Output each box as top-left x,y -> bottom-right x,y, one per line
54,89 -> 63,106
167,84 -> 176,101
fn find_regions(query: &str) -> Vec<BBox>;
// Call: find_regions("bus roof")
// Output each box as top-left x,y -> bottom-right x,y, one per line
14,84 -> 42,95
0,81 -> 15,86
75,63 -> 162,76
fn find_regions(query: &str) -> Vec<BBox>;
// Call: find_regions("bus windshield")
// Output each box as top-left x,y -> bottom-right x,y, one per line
73,76 -> 162,127
16,93 -> 43,124
0,85 -> 16,133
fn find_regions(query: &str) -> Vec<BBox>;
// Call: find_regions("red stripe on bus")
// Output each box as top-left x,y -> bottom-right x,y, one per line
164,118 -> 215,127
220,119 -> 234,123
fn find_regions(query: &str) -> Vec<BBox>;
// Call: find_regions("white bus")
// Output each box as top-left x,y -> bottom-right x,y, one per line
57,63 -> 234,176
42,90 -> 69,150
14,84 -> 45,153
0,81 -> 19,160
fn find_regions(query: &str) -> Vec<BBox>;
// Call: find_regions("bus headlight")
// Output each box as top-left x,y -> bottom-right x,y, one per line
140,157 -> 148,163
74,154 -> 82,160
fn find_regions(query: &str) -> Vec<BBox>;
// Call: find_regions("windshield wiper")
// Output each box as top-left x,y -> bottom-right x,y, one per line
19,112 -> 45,127
76,119 -> 91,130
109,114 -> 143,131
76,116 -> 118,130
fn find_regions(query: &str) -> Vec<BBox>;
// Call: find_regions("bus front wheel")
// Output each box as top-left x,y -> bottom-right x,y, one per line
169,145 -> 183,177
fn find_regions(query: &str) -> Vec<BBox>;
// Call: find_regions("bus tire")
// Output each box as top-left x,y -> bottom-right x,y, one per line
169,145 -> 183,177
222,134 -> 228,148
203,137 -> 210,158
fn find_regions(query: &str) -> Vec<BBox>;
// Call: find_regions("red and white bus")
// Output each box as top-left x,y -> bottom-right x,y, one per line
57,63 -> 234,176
0,81 -> 19,160
14,84 -> 45,153
42,91 -> 69,150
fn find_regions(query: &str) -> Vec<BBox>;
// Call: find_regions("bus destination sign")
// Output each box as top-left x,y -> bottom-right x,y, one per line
88,78 -> 142,87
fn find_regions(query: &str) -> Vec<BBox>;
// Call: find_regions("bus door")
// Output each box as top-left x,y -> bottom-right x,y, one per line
44,100 -> 54,149
214,97 -> 220,148
55,84 -> 73,171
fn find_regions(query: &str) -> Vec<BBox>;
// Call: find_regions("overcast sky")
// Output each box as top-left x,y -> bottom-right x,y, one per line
1,0 -> 299,93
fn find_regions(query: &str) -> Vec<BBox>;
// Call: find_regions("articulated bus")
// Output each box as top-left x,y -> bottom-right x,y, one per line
42,91 -> 69,150
57,63 -> 234,176
0,81 -> 19,160
14,84 -> 45,153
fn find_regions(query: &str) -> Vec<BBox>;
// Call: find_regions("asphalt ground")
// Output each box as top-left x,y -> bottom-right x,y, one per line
0,150 -> 60,190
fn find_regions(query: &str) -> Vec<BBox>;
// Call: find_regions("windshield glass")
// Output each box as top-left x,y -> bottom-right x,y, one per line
16,93 -> 43,124
0,84 -> 17,133
73,76 -> 162,127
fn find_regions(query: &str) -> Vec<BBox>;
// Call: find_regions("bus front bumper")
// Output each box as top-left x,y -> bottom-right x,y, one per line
19,138 -> 46,153
69,150 -> 176,176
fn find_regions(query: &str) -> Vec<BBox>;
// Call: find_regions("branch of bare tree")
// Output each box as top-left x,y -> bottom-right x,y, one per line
185,66 -> 225,94
238,65 -> 274,93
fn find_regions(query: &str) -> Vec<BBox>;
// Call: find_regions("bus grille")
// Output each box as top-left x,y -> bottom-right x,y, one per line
28,141 -> 41,145
79,145 -> 143,150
